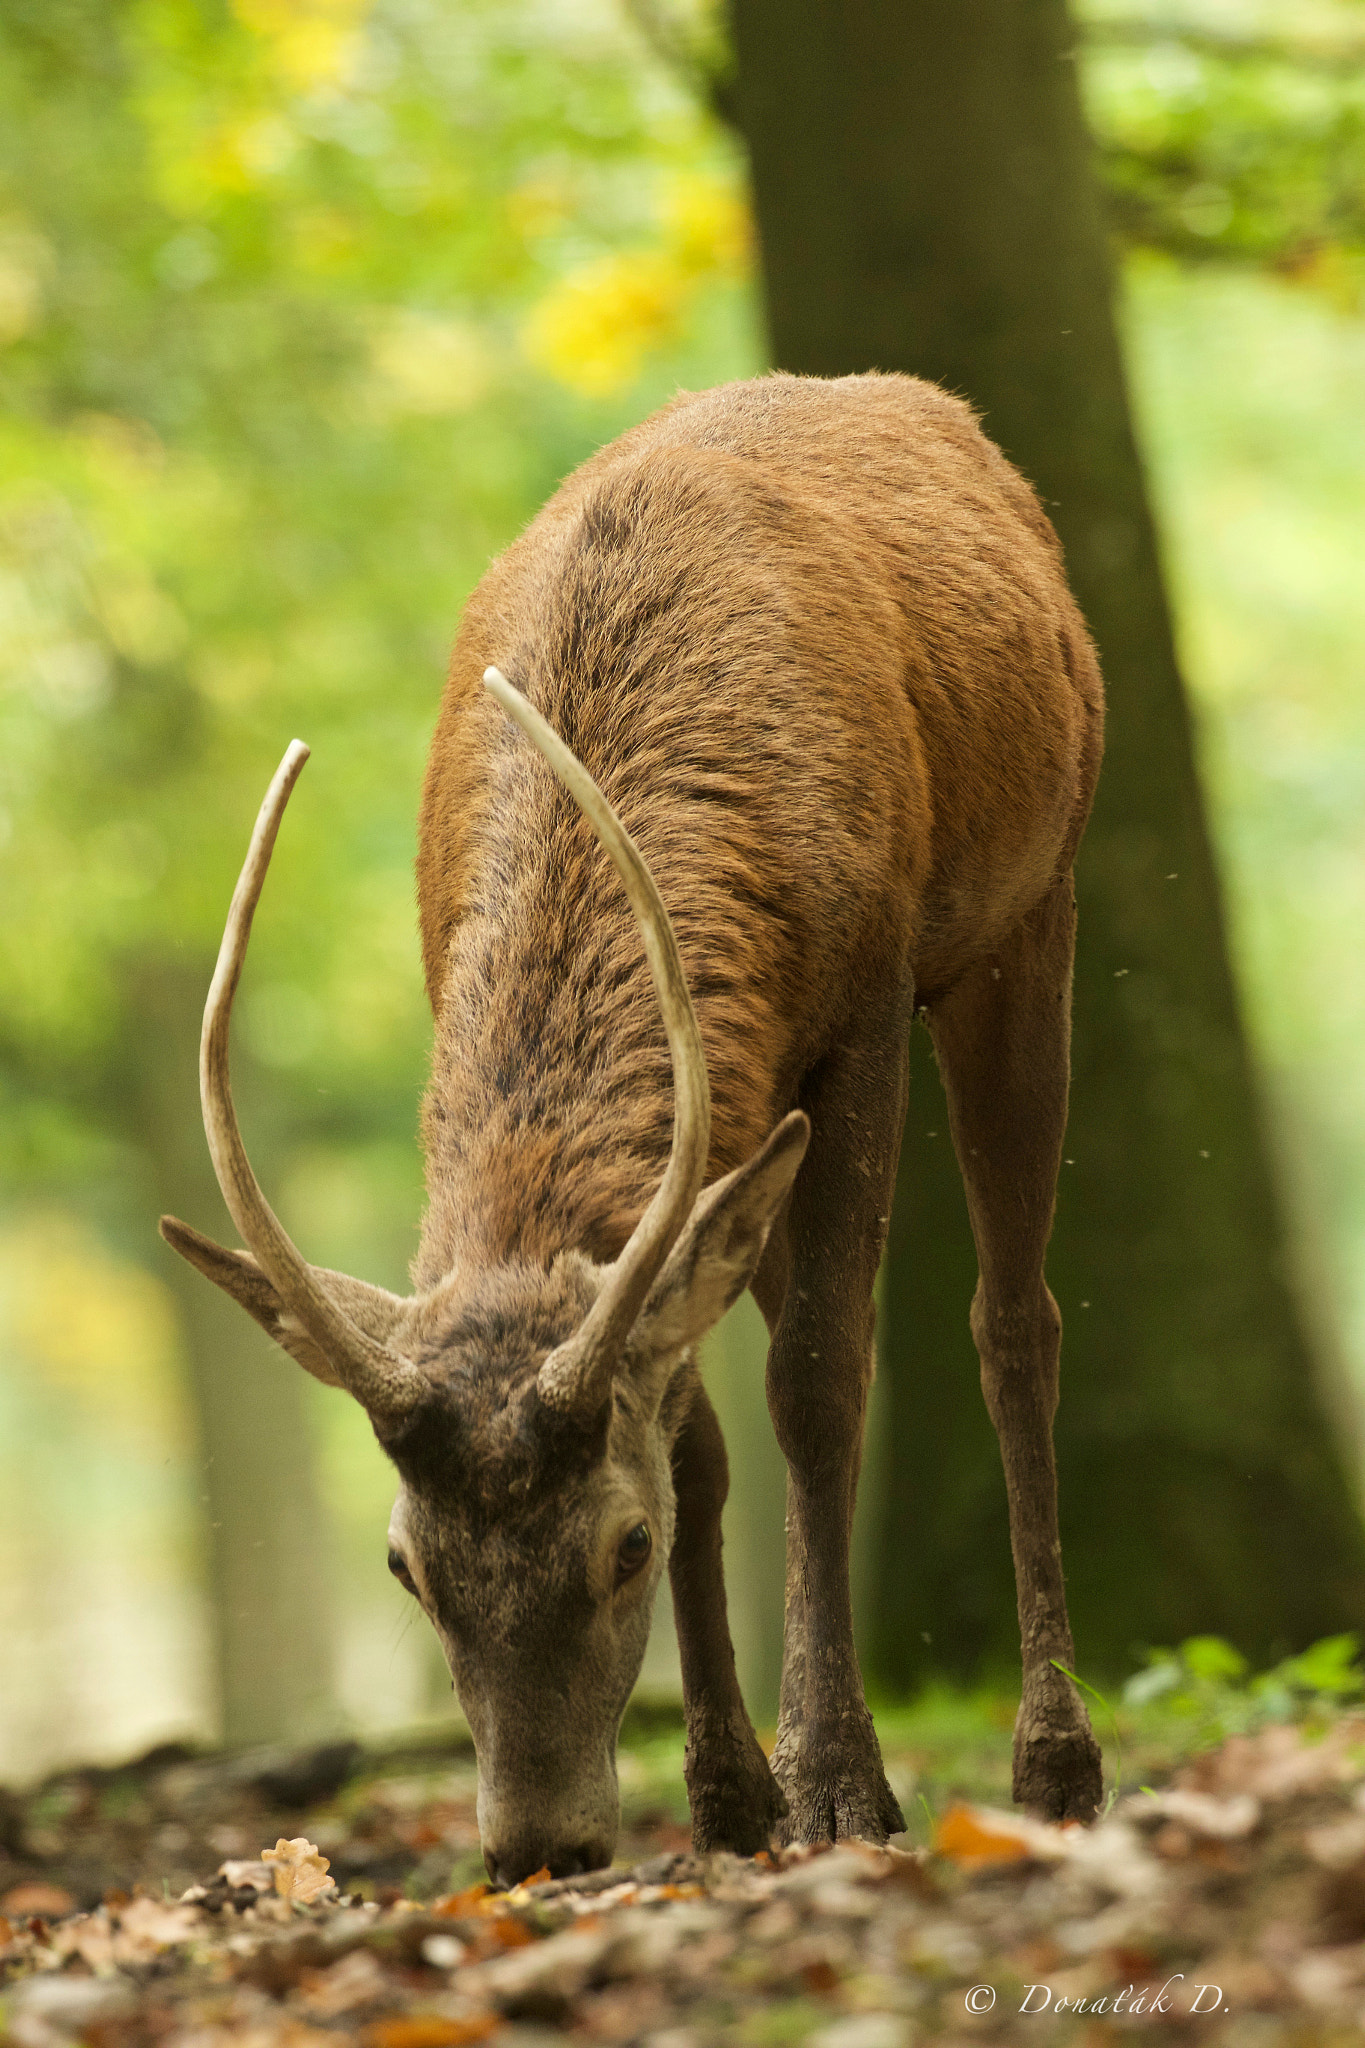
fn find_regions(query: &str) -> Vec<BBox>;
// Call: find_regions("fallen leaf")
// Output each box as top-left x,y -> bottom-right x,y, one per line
294,1949 -> 390,2017
1106,1944 -> 1161,1976
261,1838 -> 337,1905
0,1881 -> 76,1919
5,1973 -> 137,2038
931,1804 -> 1034,1866
478,1917 -> 537,1951
1179,1720 -> 1365,1801
361,2017 -> 500,2048
1141,1789 -> 1260,1839
1306,1816 -> 1365,1869
433,1883 -> 495,1919
49,1895 -> 203,1970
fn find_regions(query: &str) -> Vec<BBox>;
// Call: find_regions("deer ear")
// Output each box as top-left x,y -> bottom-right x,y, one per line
633,1111 -> 810,1361
159,1216 -> 411,1392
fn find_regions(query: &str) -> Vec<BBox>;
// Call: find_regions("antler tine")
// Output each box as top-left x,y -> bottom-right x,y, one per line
200,742 -> 427,1427
483,668 -> 712,1411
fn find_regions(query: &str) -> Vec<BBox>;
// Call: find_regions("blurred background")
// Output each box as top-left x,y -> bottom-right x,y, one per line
2,0 -> 1364,1783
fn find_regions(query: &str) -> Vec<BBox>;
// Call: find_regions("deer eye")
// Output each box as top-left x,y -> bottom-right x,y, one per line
616,1523 -> 652,1585
388,1548 -> 417,1595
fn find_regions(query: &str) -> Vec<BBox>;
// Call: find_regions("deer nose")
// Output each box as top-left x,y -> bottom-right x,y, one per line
483,1840 -> 607,1889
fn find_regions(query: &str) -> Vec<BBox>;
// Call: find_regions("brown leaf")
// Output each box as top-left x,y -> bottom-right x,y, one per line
361,2017 -> 500,2048
261,1838 -> 337,1905
932,1804 -> 1033,1866
477,1918 -> 537,1952
49,1895 -> 202,1971
294,1950 -> 390,2017
1141,1789 -> 1260,1839
1178,1720 -> 1365,1802
0,1881 -> 76,1919
433,1884 -> 495,1919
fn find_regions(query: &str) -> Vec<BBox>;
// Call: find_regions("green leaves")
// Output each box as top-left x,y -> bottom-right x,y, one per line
1123,1632 -> 1365,1740
1081,11 -> 1365,293
0,0 -> 752,1195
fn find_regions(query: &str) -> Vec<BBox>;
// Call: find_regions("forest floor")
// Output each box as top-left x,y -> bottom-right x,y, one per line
6,1673 -> 1365,2046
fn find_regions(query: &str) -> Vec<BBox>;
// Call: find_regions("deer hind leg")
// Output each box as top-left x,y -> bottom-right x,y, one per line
926,872 -> 1102,1823
667,1372 -> 788,1853
753,1004 -> 910,1845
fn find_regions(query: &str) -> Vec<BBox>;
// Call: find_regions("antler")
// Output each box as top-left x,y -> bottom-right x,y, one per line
483,668 -> 712,1413
191,742 -> 428,1427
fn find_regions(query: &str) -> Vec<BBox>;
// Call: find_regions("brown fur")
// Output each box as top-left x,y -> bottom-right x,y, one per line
419,374 -> 1098,1254
168,370 -> 1105,1877
416,372 -> 1103,1847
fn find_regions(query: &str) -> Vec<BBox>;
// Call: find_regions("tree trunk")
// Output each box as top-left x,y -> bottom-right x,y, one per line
132,960 -> 337,1744
730,0 -> 1365,1680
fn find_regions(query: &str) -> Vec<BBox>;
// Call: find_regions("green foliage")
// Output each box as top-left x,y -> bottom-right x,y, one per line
0,0 -> 754,1222
1081,9 -> 1365,294
629,1 -> 1365,295
1123,1631 -> 1365,1744
0,1 -> 758,1767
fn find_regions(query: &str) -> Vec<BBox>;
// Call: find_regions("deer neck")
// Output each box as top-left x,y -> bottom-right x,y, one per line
414,873 -> 681,1291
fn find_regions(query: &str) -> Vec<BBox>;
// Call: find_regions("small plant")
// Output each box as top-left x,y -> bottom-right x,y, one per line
1052,1660 -> 1124,1810
1122,1632 -> 1365,1747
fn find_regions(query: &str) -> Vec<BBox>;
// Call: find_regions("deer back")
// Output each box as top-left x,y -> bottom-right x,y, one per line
415,372 -> 1102,1282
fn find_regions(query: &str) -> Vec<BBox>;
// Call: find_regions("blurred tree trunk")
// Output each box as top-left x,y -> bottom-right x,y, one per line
730,0 -> 1365,1679
130,961 -> 336,1745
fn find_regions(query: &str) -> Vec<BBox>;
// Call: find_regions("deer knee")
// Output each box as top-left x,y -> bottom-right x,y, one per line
671,1387 -> 731,1537
971,1282 -> 1062,1419
765,1313 -> 873,1487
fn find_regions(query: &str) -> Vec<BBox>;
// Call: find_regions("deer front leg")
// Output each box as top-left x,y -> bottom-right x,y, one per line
668,1374 -> 787,1853
928,873 -> 1102,1823
757,1022 -> 909,1845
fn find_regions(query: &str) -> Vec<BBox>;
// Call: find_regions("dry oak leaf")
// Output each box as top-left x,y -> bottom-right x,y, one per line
261,1838 -> 337,1905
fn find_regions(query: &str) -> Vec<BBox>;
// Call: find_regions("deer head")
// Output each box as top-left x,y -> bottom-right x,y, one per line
161,672 -> 808,1884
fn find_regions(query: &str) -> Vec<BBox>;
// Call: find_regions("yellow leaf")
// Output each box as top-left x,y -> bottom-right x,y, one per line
660,172 -> 751,279
523,252 -> 688,399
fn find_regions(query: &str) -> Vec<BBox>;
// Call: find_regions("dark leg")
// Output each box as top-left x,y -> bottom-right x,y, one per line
668,1372 -> 787,1852
926,874 -> 1102,1822
757,1011 -> 909,1844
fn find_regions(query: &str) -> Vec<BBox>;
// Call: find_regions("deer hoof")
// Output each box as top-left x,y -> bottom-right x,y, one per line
1012,1715 -> 1103,1823
685,1724 -> 788,1855
771,1715 -> 905,1847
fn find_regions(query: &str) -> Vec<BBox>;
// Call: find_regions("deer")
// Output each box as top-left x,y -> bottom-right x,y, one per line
161,370 -> 1106,1884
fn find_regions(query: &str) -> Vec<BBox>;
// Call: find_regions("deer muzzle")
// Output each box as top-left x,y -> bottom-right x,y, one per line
475,1741 -> 619,1887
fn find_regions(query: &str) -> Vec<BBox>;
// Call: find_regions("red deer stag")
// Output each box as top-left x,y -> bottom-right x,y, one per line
162,371 -> 1105,1882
